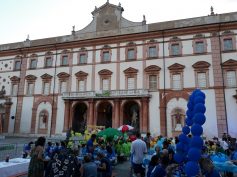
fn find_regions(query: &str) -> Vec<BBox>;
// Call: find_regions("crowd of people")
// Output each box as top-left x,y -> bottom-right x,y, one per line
23,131 -> 237,177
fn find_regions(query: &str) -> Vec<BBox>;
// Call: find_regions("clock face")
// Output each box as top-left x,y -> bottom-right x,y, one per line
104,19 -> 110,25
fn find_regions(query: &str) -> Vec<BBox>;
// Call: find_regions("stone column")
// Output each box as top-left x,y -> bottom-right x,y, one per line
113,99 -> 120,128
141,97 -> 149,133
88,99 -> 94,126
63,100 -> 70,132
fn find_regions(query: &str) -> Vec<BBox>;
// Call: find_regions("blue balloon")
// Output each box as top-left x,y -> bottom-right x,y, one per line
190,136 -> 204,149
185,118 -> 193,126
186,110 -> 193,118
176,142 -> 184,152
174,153 -> 184,163
192,89 -> 201,96
187,102 -> 193,110
194,103 -> 206,114
179,134 -> 189,144
185,161 -> 200,176
196,91 -> 206,99
191,124 -> 203,136
188,148 -> 201,161
193,113 -> 206,125
189,94 -> 194,104
182,126 -> 190,135
194,96 -> 205,104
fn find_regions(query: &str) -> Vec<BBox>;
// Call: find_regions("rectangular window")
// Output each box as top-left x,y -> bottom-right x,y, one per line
102,79 -> 109,91
30,59 -> 37,69
197,72 -> 207,88
43,82 -> 50,95
27,83 -> 34,95
226,71 -> 236,87
102,51 -> 110,62
79,54 -> 86,64
172,74 -> 181,90
60,81 -> 67,93
11,84 -> 18,96
45,57 -> 52,67
14,61 -> 21,70
224,39 -> 233,51
127,49 -> 135,60
127,77 -> 135,90
78,80 -> 85,92
149,75 -> 157,90
195,41 -> 205,53
62,56 -> 68,66
171,44 -> 180,56
148,46 -> 157,58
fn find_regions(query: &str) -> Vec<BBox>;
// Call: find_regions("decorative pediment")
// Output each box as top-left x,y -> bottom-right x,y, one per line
61,49 -> 70,54
25,75 -> 37,81
45,51 -> 53,56
192,61 -> 210,69
168,63 -> 185,70
75,71 -> 88,77
222,59 -> 237,67
98,69 -> 113,75
144,65 -> 161,73
57,72 -> 70,78
30,54 -> 38,58
170,36 -> 181,41
41,73 -> 53,80
123,67 -> 138,74
194,33 -> 205,38
10,76 -> 20,82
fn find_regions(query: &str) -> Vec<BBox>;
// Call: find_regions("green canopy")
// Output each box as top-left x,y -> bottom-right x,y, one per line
97,128 -> 122,139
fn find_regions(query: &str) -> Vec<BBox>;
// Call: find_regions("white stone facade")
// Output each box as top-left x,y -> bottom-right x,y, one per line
0,2 -> 237,138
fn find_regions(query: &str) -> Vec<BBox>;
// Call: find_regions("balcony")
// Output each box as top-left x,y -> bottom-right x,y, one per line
62,89 -> 150,100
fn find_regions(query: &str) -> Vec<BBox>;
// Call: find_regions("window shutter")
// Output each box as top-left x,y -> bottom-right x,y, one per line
12,84 -> 18,96
28,83 -> 34,95
79,80 -> 85,91
61,81 -> 67,93
172,74 -> 181,90
197,73 -> 207,88
128,77 -> 135,90
226,71 -> 236,87
224,39 -> 233,51
148,47 -> 157,57
195,42 -> 204,53
149,75 -> 157,90
127,49 -> 135,60
102,79 -> 109,90
43,82 -> 50,95
171,44 -> 180,55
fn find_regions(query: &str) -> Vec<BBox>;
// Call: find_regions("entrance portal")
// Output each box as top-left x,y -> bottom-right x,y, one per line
72,103 -> 87,133
97,102 -> 112,128
123,101 -> 139,131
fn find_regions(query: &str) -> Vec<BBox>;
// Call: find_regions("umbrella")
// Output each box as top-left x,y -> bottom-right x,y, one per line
118,125 -> 134,132
97,128 -> 122,139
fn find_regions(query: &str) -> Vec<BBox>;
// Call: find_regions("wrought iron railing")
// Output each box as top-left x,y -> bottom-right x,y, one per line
62,89 -> 150,99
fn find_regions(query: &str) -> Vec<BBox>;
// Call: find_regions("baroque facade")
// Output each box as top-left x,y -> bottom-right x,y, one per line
0,2 -> 237,138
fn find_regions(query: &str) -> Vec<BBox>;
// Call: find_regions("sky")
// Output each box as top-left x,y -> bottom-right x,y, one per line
0,0 -> 237,45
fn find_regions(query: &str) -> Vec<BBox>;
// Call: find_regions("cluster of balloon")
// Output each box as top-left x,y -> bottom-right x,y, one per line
174,89 -> 206,177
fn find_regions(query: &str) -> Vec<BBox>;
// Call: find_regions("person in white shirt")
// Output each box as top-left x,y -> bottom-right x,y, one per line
131,132 -> 147,177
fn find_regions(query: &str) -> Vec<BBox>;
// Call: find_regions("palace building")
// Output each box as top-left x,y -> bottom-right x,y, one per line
0,2 -> 237,138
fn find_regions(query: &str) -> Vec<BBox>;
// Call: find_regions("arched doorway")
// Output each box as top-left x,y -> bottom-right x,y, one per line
73,103 -> 87,133
0,104 -> 5,133
97,102 -> 112,128
123,101 -> 139,131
